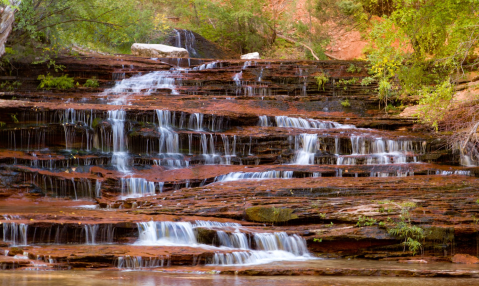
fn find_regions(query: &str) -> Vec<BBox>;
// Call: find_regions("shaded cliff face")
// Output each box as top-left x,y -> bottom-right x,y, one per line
163,29 -> 230,59
0,55 -> 478,274
0,1 -> 20,57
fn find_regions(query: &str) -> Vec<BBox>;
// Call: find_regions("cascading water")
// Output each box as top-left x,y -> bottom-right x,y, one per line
259,115 -> 356,129
108,110 -> 129,172
133,221 -> 311,266
293,134 -> 318,165
337,136 -> 425,165
173,29 -> 199,58
102,71 -> 180,105
3,222 -> 28,246
135,221 -> 197,246
121,177 -> 157,198
215,171 -> 293,182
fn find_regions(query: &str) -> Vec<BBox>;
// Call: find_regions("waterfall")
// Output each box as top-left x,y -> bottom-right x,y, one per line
117,255 -> 170,270
108,110 -> 128,172
254,232 -> 308,256
293,134 -> 318,165
258,115 -> 356,129
188,113 -> 204,131
135,221 -> 197,246
3,223 -> 28,246
337,136 -> 424,165
217,231 -> 250,249
132,220 -> 311,266
84,224 -> 99,245
156,110 -> 180,155
215,171 -> 293,182
95,180 -> 102,198
102,71 -> 180,105
173,29 -> 199,58
259,115 -> 270,127
121,177 -> 157,198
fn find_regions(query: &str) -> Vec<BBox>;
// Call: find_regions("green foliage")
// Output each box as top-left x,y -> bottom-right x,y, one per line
10,113 -> 19,123
340,98 -> 351,107
347,64 -> 362,73
37,74 -> 74,90
366,0 -> 479,120
0,122 -> 5,128
361,76 -> 375,86
0,81 -> 21,91
336,78 -> 359,90
315,73 -> 329,91
388,216 -> 425,255
386,201 -> 425,255
357,215 -> 377,227
167,0 -> 273,54
415,80 -> 453,130
84,77 -> 100,88
319,213 -> 326,219
7,0 -> 168,63
313,238 -> 322,243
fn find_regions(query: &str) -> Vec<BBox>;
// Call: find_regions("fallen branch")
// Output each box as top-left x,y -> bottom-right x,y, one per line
276,33 -> 341,61
460,121 -> 479,153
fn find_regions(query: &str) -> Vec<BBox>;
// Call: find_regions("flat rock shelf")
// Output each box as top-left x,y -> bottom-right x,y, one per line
0,55 -> 478,278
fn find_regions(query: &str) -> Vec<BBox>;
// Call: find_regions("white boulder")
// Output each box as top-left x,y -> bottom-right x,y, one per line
131,43 -> 189,58
241,52 -> 260,60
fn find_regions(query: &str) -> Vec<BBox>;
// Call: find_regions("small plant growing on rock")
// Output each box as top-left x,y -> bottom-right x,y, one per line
340,99 -> 351,107
37,73 -> 74,90
315,73 -> 329,91
347,64 -> 362,73
313,238 -> 322,243
84,77 -> 100,88
357,216 -> 377,227
361,76 -> 374,86
0,81 -> 21,91
387,202 -> 425,255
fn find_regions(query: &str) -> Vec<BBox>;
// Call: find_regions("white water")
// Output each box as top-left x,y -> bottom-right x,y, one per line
215,171 -> 293,182
121,177 -> 158,198
293,134 -> 318,165
259,115 -> 356,129
135,221 -> 197,246
3,222 -> 28,246
108,110 -> 129,172
102,71 -> 180,105
337,136 -> 425,165
133,221 -> 311,266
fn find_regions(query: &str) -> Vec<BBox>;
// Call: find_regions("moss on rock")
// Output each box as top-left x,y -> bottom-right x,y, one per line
245,206 -> 297,223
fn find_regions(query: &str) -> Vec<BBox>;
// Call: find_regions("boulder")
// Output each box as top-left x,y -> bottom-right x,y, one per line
451,254 -> 479,264
245,206 -> 297,223
241,52 -> 260,60
131,43 -> 188,58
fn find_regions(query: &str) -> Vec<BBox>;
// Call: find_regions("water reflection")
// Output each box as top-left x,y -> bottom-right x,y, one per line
0,272 -> 477,286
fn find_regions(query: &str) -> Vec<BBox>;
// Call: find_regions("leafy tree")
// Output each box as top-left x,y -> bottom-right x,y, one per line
168,0 -> 274,54
366,0 -> 479,125
5,0 -> 170,65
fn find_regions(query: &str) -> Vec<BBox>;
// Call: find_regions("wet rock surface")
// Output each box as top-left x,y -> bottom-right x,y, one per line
0,54 -> 478,276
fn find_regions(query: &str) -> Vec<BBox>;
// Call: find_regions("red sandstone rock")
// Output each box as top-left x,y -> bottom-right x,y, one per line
452,254 -> 479,264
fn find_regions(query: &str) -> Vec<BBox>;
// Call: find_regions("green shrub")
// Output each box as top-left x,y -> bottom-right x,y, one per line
347,63 -> 362,73
0,81 -> 22,91
340,99 -> 351,107
315,73 -> 329,91
357,215 -> 377,227
37,74 -> 75,90
361,77 -> 375,86
84,77 -> 100,88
